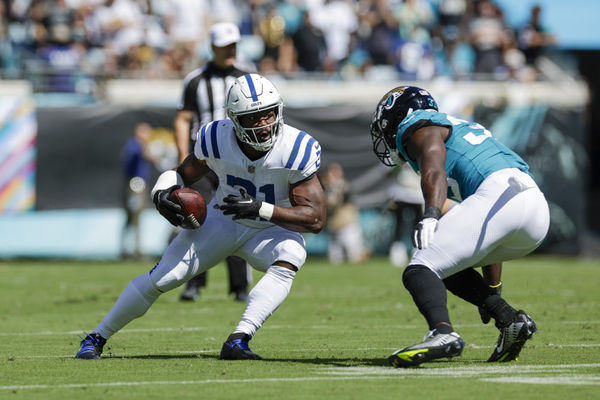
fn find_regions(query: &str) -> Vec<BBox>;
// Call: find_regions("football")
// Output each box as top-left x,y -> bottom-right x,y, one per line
169,188 -> 207,229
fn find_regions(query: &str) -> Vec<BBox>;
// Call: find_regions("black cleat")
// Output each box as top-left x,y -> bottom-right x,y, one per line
388,329 -> 465,368
220,333 -> 262,360
488,310 -> 537,362
75,332 -> 106,360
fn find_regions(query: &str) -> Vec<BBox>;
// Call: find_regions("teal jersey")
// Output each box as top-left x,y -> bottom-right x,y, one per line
395,109 -> 530,201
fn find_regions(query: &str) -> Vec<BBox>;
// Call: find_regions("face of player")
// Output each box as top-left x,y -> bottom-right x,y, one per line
212,43 -> 237,68
238,108 -> 277,146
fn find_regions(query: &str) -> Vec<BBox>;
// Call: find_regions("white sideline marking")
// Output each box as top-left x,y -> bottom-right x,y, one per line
468,343 -> 600,349
482,376 -> 600,385
0,376 -> 391,390
2,364 -> 599,391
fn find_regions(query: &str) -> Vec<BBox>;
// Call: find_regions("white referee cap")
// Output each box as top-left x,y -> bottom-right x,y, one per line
210,22 -> 241,47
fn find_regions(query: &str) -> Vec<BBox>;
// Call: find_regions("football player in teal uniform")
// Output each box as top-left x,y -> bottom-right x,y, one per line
371,86 -> 550,367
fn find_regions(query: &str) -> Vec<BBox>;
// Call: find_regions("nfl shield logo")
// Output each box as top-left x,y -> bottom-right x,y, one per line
248,165 -> 255,173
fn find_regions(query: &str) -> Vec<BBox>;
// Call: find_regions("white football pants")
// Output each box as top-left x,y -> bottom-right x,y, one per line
410,168 -> 550,279
93,200 -> 306,339
149,199 -> 307,292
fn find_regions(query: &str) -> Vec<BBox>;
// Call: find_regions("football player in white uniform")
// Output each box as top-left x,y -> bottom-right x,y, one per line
76,74 -> 326,360
370,86 -> 549,367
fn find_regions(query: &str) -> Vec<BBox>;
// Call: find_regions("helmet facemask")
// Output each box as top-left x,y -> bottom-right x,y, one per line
227,74 -> 284,152
370,118 -> 406,167
231,104 -> 283,152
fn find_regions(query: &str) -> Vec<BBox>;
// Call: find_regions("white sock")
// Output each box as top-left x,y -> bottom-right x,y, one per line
94,273 -> 162,339
234,265 -> 296,337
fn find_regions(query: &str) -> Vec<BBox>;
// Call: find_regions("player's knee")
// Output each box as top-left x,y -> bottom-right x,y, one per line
272,239 -> 306,271
148,262 -> 187,293
132,273 -> 163,300
402,264 -> 436,288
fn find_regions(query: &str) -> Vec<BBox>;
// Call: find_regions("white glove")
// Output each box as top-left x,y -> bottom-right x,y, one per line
412,217 -> 438,249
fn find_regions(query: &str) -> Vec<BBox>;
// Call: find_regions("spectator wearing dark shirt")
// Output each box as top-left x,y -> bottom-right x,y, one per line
517,5 -> 557,66
291,11 -> 326,72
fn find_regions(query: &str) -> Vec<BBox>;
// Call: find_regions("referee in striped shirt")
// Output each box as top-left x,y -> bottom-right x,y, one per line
174,22 -> 251,302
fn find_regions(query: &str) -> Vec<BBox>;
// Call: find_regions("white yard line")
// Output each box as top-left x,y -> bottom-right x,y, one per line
2,364 -> 599,391
481,376 -> 600,385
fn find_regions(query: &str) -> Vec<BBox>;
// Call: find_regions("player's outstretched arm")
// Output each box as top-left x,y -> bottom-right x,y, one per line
407,125 -> 448,249
409,126 -> 448,212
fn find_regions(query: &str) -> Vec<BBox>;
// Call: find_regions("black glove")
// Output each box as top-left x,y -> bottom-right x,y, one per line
220,189 -> 262,220
153,185 -> 184,227
479,283 -> 502,324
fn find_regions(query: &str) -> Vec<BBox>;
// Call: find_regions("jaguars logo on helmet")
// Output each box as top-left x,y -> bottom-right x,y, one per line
370,86 -> 438,167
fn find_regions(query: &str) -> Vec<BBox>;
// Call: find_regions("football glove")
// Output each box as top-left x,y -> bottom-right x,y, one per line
153,185 -> 184,227
479,283 -> 503,324
412,206 -> 441,250
412,218 -> 438,249
220,189 -> 262,220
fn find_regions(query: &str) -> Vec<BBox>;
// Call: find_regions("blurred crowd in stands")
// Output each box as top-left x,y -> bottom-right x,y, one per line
0,0 -> 557,93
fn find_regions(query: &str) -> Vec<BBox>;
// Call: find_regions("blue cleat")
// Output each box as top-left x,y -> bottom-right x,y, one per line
76,332 -> 106,359
219,333 -> 262,360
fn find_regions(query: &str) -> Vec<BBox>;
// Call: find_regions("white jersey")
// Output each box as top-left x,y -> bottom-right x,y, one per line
194,120 -> 321,228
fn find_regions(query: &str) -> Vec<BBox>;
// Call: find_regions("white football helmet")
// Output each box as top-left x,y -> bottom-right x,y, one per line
226,73 -> 284,151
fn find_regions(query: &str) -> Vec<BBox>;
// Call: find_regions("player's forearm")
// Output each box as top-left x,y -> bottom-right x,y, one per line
420,169 -> 447,211
270,205 -> 325,234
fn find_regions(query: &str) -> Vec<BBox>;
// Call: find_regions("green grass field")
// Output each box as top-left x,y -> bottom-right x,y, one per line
0,255 -> 599,399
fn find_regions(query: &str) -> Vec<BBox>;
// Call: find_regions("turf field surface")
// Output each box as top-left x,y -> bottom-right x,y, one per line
0,256 -> 599,399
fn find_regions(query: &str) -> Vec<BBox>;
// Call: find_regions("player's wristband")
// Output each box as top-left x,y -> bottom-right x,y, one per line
423,206 -> 442,220
258,202 -> 274,220
151,170 -> 184,200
